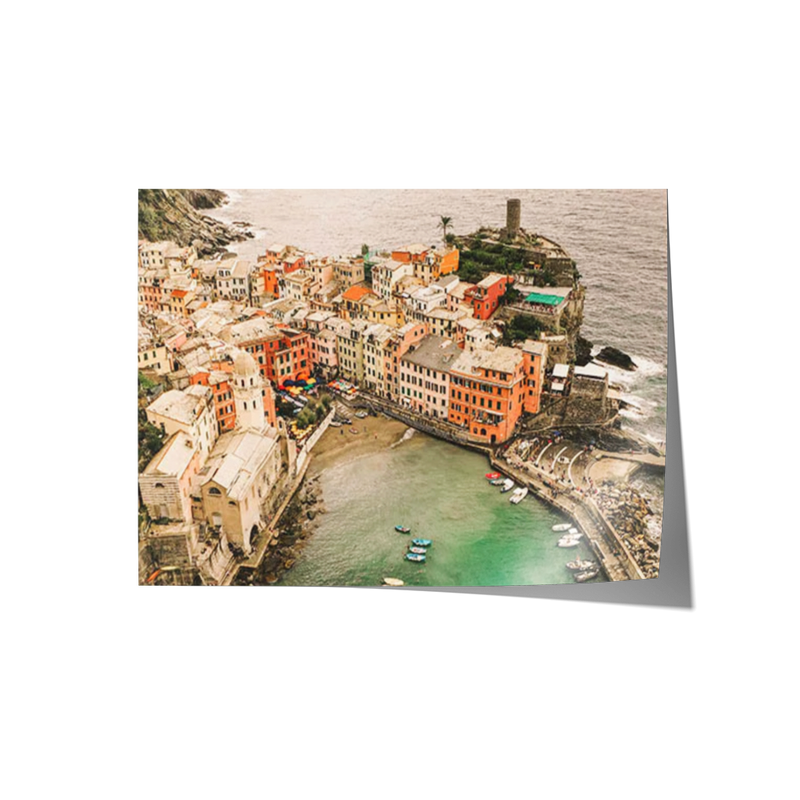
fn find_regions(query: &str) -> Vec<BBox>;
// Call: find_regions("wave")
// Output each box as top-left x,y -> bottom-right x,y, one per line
591,350 -> 666,390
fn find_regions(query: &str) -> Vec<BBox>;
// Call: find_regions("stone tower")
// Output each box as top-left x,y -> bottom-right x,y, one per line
232,349 -> 266,431
506,198 -> 521,237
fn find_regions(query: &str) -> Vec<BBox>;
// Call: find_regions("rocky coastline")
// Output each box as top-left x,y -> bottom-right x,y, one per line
138,189 -> 254,257
235,474 -> 327,585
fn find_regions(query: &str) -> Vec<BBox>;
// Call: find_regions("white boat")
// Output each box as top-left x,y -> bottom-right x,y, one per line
575,568 -> 600,583
557,535 -> 582,548
500,478 -> 515,493
383,577 -> 404,586
552,523 -> 572,532
510,487 -> 529,504
566,559 -> 596,572
568,527 -> 578,534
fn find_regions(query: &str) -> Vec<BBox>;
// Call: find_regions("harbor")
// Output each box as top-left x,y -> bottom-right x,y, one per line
278,417 -> 607,588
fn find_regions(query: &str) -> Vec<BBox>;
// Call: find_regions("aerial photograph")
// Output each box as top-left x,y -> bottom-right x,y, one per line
137,189 -> 667,587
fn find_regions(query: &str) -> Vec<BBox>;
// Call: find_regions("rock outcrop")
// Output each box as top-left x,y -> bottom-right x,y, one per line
138,189 -> 252,257
596,346 -> 637,371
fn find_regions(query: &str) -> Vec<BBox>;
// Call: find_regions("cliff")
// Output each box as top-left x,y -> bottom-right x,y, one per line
138,189 -> 252,256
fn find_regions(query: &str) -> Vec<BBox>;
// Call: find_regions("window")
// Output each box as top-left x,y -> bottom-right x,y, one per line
208,487 -> 221,496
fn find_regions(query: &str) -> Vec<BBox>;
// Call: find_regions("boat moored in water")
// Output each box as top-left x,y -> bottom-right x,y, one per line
490,478 -> 506,486
575,568 -> 600,583
566,559 -> 597,572
411,538 -> 432,547
395,525 -> 411,533
383,577 -> 404,586
557,535 -> 582,548
485,472 -> 501,480
552,523 -> 572,532
500,478 -> 515,493
510,487 -> 529,504
405,553 -> 426,563
408,546 -> 427,555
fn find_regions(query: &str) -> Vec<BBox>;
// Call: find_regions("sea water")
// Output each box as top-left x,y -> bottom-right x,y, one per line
281,433 -> 604,587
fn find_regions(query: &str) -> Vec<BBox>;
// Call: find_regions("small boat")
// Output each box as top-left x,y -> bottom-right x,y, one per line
510,487 -> 529,504
490,478 -> 506,486
485,472 -> 501,480
557,535 -> 582,548
329,421 -> 342,427
395,525 -> 411,533
355,411 -> 368,419
552,523 -> 572,532
412,538 -> 432,547
575,568 -> 600,583
500,478 -> 515,493
568,527 -> 578,534
349,427 -> 359,434
383,577 -> 404,586
566,559 -> 597,572
405,553 -> 426,563
408,547 -> 427,555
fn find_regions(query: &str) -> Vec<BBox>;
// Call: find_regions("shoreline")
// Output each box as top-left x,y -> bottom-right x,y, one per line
307,413 -> 410,477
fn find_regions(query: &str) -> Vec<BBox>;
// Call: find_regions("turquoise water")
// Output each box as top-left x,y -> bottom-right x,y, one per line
281,432 -> 606,587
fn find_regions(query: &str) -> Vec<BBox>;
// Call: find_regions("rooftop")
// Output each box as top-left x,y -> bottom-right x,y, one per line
223,317 -> 278,344
574,363 -> 608,380
450,345 -> 524,378
522,340 -> 548,356
342,285 -> 374,302
202,428 -> 280,501
477,272 -> 509,289
147,386 -> 210,425
402,335 -> 460,372
144,432 -> 196,477
395,243 -> 430,255
552,363 -> 570,379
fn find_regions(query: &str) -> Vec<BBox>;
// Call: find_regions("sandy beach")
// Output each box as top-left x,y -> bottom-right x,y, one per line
308,413 -> 409,476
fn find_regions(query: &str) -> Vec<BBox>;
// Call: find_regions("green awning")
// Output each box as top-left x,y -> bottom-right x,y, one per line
525,292 -> 563,306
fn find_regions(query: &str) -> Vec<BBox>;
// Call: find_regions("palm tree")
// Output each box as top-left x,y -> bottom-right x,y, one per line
438,215 -> 453,243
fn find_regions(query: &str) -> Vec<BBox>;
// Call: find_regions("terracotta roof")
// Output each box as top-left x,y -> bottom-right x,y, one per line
342,285 -> 374,302
171,289 -> 188,298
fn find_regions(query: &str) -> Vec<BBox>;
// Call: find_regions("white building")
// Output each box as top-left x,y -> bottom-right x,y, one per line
371,258 -> 414,301
146,384 -> 217,459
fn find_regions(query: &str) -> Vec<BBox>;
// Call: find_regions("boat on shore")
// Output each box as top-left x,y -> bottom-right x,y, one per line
405,553 -> 426,563
412,538 -> 432,547
552,523 -> 572,532
349,427 -> 359,434
575,568 -> 600,583
500,478 -> 515,493
395,525 -> 411,533
510,487 -> 528,504
329,420 -> 342,427
383,577 -> 404,586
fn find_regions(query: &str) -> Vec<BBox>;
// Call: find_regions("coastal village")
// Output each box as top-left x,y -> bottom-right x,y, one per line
138,197 -> 665,586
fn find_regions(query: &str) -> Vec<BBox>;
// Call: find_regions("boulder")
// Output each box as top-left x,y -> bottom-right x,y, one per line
596,346 -> 637,371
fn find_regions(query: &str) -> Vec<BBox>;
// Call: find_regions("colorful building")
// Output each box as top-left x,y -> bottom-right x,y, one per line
447,346 -> 526,444
521,339 -> 548,415
464,273 -> 513,320
399,335 -> 459,419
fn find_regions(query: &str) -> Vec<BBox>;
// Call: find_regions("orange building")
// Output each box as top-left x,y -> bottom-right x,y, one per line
340,285 -> 377,320
521,340 -> 548,416
464,273 -> 513,320
447,346 -> 526,444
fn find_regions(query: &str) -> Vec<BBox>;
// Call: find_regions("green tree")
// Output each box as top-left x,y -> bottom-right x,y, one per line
438,215 -> 453,242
